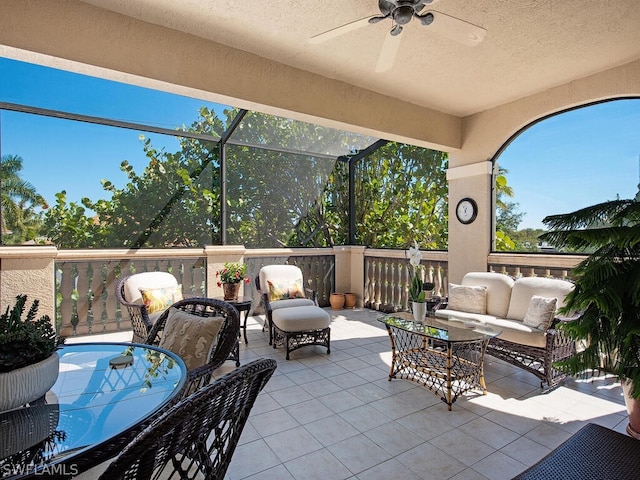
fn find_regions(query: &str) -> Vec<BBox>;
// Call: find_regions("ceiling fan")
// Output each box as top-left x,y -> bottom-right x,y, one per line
309,0 -> 486,73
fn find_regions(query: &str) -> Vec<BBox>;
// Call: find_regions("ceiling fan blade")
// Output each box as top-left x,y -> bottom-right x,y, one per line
309,16 -> 373,44
375,32 -> 402,73
426,11 -> 486,46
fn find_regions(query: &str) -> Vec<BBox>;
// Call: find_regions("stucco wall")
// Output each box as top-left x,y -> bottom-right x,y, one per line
0,247 -> 57,320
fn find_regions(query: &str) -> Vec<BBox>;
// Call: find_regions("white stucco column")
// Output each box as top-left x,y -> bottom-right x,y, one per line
446,161 -> 494,284
333,245 -> 365,307
0,246 -> 58,320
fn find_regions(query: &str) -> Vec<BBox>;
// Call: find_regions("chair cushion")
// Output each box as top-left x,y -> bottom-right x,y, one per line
140,285 -> 183,314
271,306 -> 330,332
447,283 -> 488,314
523,296 -> 557,330
270,298 -> 316,310
267,279 -> 305,301
158,307 -> 224,370
123,272 -> 179,304
259,265 -> 303,293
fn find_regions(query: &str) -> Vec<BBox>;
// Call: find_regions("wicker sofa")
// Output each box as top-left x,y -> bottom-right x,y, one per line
435,272 -> 578,388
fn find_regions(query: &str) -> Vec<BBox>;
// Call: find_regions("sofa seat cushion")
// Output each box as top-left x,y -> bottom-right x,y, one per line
435,309 -> 496,324
270,298 -> 315,310
435,310 -> 547,348
484,317 -> 547,348
271,306 -> 330,332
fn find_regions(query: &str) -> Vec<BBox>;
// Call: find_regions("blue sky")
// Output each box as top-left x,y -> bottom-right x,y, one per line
1,57 -> 639,230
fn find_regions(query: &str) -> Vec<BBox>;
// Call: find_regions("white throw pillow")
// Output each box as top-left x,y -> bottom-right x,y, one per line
158,307 -> 224,370
447,284 -> 487,314
523,296 -> 557,330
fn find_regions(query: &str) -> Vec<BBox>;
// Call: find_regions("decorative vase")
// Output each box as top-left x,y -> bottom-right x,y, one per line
411,301 -> 427,324
344,293 -> 357,309
0,353 -> 59,412
622,379 -> 640,439
330,293 -> 345,310
223,282 -> 241,301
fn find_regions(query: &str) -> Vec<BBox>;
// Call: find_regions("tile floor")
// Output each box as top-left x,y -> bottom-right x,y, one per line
73,307 -> 629,480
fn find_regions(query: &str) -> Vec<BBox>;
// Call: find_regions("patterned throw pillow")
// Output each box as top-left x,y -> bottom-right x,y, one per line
158,307 -> 224,370
139,285 -> 183,314
523,296 -> 557,330
447,283 -> 488,314
267,279 -> 305,302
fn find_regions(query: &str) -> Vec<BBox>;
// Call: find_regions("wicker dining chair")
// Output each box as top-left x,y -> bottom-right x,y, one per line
144,297 -> 240,396
97,358 -> 277,480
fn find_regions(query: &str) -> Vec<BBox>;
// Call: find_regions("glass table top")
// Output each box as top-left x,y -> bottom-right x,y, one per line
379,312 -> 502,342
0,342 -> 186,478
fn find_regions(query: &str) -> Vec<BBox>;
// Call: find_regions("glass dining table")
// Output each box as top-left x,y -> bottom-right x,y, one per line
0,342 -> 187,479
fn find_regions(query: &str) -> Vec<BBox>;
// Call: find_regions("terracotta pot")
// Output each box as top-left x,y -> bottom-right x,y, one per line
330,293 -> 345,310
223,283 -> 241,301
622,379 -> 640,439
344,293 -> 357,309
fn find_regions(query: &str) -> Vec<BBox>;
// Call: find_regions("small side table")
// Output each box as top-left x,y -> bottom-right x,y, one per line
215,296 -> 253,367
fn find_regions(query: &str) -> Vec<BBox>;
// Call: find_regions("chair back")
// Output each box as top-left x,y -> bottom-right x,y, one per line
120,272 -> 179,304
115,272 -> 180,343
258,265 -> 304,294
145,297 -> 240,395
98,358 -> 277,480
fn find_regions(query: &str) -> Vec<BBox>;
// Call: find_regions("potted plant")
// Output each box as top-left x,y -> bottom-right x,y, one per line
540,197 -> 640,437
215,262 -> 250,301
407,241 -> 427,323
0,295 -> 61,412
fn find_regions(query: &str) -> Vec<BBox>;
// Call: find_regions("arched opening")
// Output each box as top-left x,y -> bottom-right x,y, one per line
493,98 -> 640,252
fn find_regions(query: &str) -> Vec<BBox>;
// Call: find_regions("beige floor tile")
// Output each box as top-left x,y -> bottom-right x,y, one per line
136,308 -> 629,480
327,434 -> 393,474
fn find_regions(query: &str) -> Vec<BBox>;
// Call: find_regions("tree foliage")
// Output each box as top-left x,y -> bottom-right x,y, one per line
495,167 -> 525,251
1,154 -> 48,244
42,107 -> 451,249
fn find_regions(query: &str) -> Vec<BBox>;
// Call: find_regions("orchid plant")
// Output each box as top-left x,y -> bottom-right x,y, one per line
407,241 -> 426,303
407,241 -> 435,303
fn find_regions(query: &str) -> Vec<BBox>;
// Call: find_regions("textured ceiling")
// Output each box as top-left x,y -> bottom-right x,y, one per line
80,0 -> 640,117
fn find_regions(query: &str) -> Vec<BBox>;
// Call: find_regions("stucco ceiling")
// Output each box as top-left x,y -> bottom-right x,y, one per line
78,0 -> 640,118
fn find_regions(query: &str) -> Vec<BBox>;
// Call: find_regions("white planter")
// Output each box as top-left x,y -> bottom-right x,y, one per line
0,353 -> 59,412
412,301 -> 427,324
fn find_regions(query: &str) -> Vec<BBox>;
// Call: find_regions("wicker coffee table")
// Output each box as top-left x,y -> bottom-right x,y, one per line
379,313 -> 501,410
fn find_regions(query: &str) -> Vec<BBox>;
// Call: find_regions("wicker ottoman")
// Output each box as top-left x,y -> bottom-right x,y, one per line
270,306 -> 331,360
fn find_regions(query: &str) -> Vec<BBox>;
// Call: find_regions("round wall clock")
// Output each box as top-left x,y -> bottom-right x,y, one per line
456,197 -> 477,224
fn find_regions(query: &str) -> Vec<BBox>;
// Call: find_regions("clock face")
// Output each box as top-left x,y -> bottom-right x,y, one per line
456,198 -> 477,224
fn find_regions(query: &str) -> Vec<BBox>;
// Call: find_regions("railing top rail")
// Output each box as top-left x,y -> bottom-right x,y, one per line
365,248 -> 448,261
243,248 -> 334,257
56,248 -> 207,260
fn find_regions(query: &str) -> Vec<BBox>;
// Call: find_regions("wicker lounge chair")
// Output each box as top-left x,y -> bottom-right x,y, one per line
98,358 -> 277,480
256,265 -> 330,360
116,272 -> 182,343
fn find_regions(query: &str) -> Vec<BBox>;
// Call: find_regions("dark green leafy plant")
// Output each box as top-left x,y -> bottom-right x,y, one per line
540,199 -> 640,397
0,295 -> 60,373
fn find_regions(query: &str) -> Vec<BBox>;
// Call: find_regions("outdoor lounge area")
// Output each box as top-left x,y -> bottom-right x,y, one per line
70,307 -> 628,480
2,1 -> 640,479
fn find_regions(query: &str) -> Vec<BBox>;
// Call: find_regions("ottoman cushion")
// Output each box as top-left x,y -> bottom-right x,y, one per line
271,306 -> 330,332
